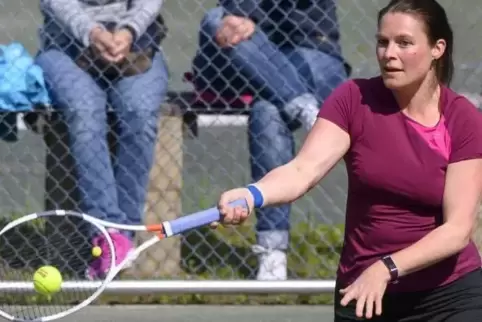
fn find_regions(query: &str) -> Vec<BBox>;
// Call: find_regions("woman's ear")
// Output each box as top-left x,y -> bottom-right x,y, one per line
431,39 -> 446,60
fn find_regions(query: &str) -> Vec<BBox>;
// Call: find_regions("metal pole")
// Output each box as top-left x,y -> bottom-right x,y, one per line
0,280 -> 336,294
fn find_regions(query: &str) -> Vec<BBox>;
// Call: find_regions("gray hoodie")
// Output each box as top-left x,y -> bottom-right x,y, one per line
39,0 -> 164,49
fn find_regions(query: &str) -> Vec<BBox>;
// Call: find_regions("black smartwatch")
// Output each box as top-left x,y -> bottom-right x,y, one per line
381,255 -> 399,284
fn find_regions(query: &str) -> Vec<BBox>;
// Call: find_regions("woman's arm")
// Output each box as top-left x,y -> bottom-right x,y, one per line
391,158 -> 482,278
119,0 -> 164,42
252,117 -> 351,206
41,0 -> 101,47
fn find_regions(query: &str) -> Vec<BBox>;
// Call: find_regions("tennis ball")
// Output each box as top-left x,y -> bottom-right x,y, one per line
33,266 -> 62,295
92,246 -> 102,257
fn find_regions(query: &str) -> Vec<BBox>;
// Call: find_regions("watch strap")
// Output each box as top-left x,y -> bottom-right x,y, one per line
381,255 -> 399,284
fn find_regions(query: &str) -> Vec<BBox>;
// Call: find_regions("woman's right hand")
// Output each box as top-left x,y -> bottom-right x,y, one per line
210,188 -> 256,229
215,15 -> 256,47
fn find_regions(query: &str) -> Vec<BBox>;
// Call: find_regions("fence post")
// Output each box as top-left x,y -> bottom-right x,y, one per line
127,102 -> 183,278
43,102 -> 183,278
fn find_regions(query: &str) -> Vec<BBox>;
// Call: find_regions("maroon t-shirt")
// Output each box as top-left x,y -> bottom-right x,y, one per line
318,76 -> 482,293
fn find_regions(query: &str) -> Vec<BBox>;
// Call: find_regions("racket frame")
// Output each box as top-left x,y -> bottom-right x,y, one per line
0,199 -> 247,322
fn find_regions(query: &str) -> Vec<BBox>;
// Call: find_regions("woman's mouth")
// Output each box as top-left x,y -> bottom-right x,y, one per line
383,67 -> 403,72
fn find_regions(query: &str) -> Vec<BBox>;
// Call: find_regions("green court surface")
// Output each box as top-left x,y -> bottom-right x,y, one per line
59,305 -> 334,322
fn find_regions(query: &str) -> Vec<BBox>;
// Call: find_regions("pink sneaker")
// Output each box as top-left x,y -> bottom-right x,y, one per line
86,229 -> 134,280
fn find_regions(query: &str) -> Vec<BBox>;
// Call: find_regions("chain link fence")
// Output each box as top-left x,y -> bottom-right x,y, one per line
0,0 -> 482,299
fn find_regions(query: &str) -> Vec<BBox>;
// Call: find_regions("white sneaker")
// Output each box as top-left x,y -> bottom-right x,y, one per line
285,93 -> 319,131
252,245 -> 287,281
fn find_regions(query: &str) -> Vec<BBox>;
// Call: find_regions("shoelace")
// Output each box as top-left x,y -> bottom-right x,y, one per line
251,244 -> 271,255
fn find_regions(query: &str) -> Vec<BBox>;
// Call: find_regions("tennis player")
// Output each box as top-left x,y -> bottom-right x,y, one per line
213,0 -> 482,320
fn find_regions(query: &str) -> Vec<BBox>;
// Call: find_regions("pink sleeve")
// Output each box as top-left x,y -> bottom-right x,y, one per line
317,80 -> 355,134
449,98 -> 482,164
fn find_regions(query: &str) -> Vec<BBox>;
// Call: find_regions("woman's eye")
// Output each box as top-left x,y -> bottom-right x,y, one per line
377,39 -> 388,46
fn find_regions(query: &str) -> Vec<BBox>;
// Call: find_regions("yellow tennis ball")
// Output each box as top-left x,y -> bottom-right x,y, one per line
33,266 -> 62,295
92,246 -> 102,257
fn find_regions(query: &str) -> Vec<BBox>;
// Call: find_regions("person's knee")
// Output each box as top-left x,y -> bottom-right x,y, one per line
249,100 -> 297,135
199,7 -> 224,38
249,100 -> 294,165
308,53 -> 349,102
114,62 -> 167,133
35,50 -> 70,95
35,49 -> 70,73
36,49 -> 104,111
36,52 -> 106,132
35,49 -> 82,87
250,101 -> 283,128
114,93 -> 161,137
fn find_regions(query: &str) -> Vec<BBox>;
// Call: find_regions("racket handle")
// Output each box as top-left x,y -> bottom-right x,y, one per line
165,199 -> 248,236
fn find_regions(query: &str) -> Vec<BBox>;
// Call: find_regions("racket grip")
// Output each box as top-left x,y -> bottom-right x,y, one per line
166,199 -> 248,236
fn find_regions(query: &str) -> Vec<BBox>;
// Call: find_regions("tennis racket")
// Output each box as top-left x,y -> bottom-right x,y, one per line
0,198 -> 247,322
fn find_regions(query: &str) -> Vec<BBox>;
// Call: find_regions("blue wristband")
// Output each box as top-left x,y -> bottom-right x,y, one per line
246,184 -> 264,208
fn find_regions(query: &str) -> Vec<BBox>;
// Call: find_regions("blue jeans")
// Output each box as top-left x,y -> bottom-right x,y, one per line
250,50 -> 346,249
35,49 -> 169,235
194,7 -> 347,249
193,8 -> 345,120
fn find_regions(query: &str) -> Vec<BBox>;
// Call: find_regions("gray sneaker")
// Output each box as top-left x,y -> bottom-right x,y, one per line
252,245 -> 287,281
285,93 -> 320,131
252,230 -> 289,280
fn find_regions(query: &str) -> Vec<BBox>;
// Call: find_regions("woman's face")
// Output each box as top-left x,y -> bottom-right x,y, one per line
376,12 -> 445,90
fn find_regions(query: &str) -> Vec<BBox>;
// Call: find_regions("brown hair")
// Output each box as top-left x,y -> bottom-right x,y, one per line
378,0 -> 454,86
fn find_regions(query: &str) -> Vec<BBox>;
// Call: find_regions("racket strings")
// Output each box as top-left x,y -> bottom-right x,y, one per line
0,215 -> 114,321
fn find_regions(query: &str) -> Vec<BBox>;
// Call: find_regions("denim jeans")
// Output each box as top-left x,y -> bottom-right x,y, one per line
193,7 -> 347,250
35,49 -> 169,235
193,8 -> 343,121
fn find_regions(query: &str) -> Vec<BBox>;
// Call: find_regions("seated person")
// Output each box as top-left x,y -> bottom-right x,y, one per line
191,0 -> 350,280
35,0 -> 169,279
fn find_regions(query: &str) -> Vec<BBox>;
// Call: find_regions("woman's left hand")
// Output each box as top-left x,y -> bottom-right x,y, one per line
339,260 -> 392,319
